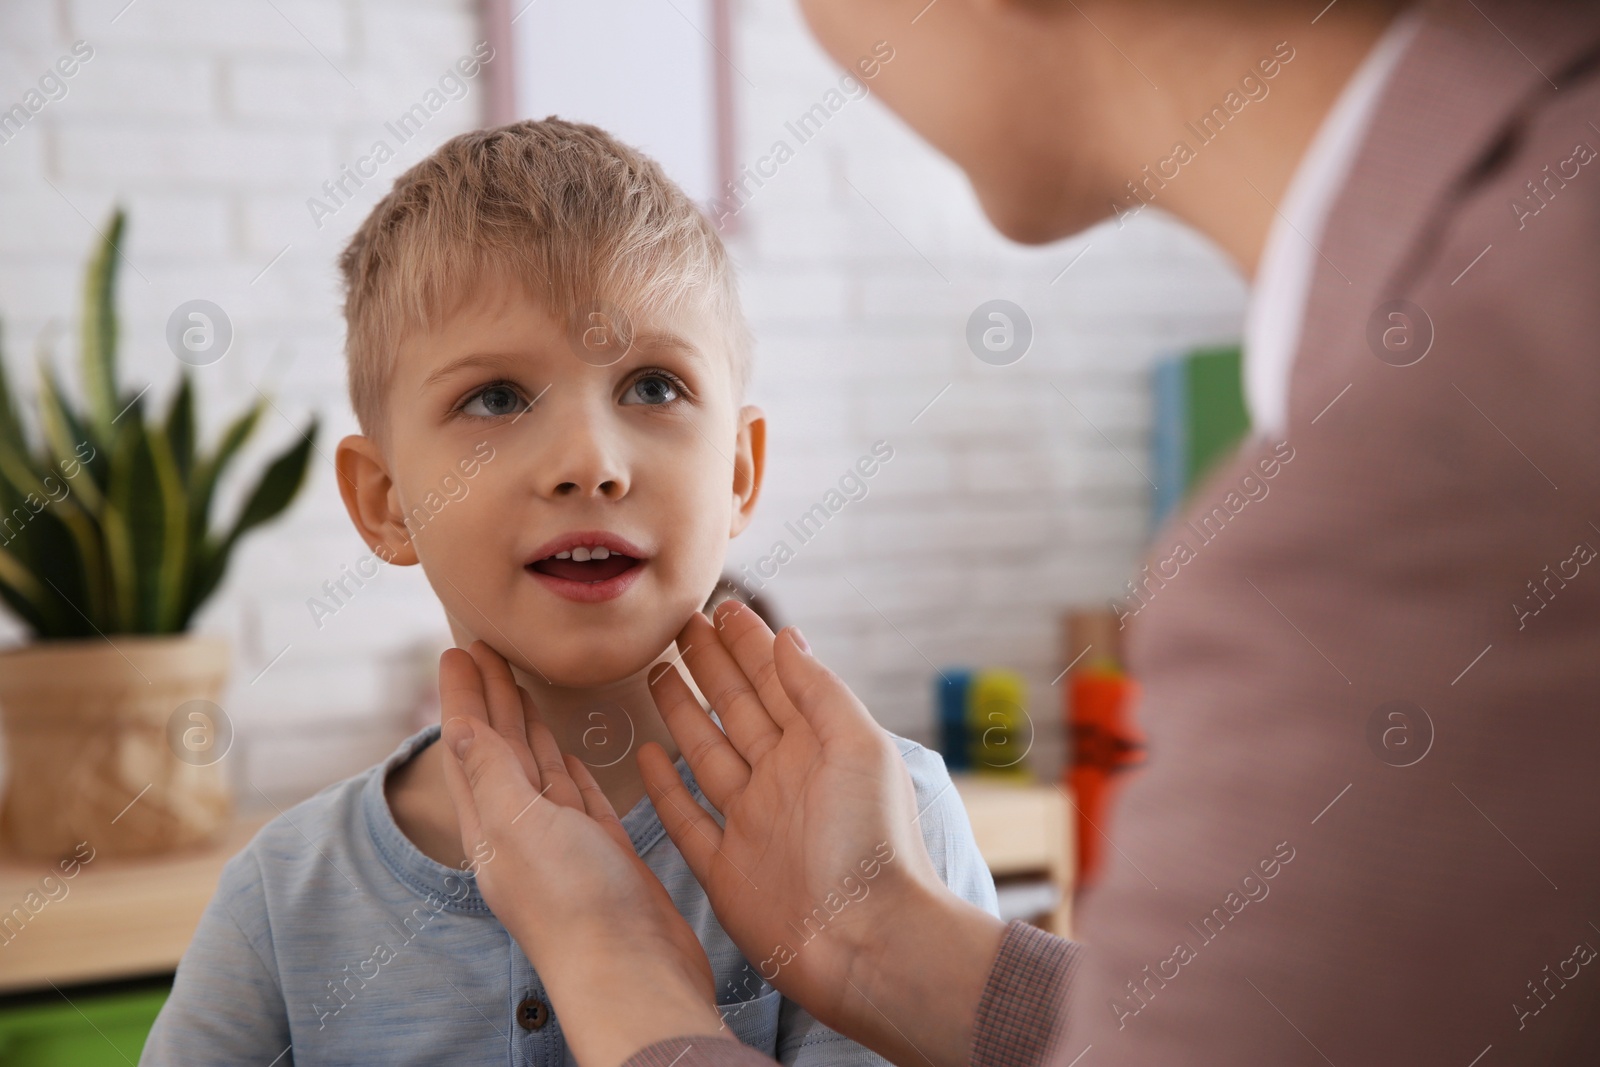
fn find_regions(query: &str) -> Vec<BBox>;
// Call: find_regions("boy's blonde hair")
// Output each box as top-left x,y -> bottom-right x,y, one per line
339,117 -> 750,440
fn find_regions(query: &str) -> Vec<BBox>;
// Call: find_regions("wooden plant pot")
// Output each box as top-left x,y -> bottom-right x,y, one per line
0,634 -> 234,860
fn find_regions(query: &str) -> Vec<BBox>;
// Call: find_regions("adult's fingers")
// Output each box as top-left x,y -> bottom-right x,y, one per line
710,601 -> 808,735
678,611 -> 786,758
771,628 -> 882,750
441,715 -> 544,843
438,717 -> 485,854
441,648 -> 532,782
648,658 -> 750,811
564,753 -> 634,853
440,648 -> 491,730
639,741 -> 725,889
467,641 -> 542,786
522,688 -> 584,811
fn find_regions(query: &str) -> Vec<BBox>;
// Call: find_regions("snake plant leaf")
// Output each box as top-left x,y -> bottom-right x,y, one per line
0,435 -> 52,512
36,357 -> 103,513
0,426 -> 107,629
185,418 -> 318,621
0,581 -> 51,635
16,505 -> 96,638
166,371 -> 195,484
0,243 -> 108,637
104,393 -> 173,632
99,434 -> 135,630
147,423 -> 188,632
225,418 -> 319,545
0,500 -> 37,607
81,208 -> 124,441
0,541 -> 52,634
0,474 -> 15,559
0,322 -> 31,459
176,398 -> 268,628
189,399 -> 262,532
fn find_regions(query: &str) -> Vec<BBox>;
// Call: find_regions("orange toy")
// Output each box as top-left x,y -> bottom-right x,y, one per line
1066,669 -> 1145,888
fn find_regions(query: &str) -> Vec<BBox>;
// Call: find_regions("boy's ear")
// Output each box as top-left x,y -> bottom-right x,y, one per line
335,434 -> 419,567
729,405 -> 766,538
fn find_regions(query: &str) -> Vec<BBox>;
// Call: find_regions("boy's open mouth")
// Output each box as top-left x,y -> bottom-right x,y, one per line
523,531 -> 649,603
527,549 -> 641,583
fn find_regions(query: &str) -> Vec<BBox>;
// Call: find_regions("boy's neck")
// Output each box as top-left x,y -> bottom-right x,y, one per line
385,653 -> 684,873
510,662 -> 684,807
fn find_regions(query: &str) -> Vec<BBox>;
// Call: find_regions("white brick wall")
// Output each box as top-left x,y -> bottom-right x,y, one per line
0,0 -> 1246,804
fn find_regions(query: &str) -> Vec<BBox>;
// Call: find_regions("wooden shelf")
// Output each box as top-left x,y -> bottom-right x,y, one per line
0,814 -> 271,994
953,776 -> 1074,936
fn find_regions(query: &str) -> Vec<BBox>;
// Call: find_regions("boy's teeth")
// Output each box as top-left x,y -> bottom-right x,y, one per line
544,544 -> 627,563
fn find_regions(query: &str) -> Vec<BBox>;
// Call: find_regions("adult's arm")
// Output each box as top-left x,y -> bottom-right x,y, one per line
624,919 -> 1080,1067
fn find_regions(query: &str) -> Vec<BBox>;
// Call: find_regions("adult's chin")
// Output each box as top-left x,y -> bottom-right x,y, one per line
972,169 -> 1100,246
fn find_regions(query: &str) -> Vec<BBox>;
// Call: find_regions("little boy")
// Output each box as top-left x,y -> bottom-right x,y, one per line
140,118 -> 997,1066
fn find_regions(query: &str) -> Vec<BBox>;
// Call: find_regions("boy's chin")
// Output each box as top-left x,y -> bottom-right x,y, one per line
519,643 -> 666,691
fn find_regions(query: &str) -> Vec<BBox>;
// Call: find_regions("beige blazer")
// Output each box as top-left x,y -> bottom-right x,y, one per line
1070,1 -> 1600,1064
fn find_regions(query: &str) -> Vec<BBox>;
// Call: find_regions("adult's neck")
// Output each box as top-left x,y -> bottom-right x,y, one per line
1063,2 -> 1404,276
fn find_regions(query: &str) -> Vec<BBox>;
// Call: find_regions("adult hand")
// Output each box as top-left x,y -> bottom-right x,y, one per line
641,604 -> 1007,1067
438,641 -> 724,1067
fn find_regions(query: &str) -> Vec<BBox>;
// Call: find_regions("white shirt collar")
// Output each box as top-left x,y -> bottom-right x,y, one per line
1243,11 -> 1422,438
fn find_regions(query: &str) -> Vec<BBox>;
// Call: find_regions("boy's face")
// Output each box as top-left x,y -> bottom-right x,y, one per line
337,276 -> 764,688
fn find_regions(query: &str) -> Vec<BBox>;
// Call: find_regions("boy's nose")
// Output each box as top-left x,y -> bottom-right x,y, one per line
552,476 -> 622,498
535,398 -> 631,499
540,439 -> 629,499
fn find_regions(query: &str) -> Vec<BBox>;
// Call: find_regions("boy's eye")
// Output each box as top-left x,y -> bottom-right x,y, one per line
621,373 -> 681,407
461,384 -> 527,418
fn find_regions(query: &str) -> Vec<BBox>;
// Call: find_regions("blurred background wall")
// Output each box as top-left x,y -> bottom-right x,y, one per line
0,0 -> 1245,803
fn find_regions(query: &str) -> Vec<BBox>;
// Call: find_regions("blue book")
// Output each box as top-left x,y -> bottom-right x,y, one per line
936,670 -> 972,772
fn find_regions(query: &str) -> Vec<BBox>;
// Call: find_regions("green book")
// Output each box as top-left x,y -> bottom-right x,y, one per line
1152,344 -> 1248,528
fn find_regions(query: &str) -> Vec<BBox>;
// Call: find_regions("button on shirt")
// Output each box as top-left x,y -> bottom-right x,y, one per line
139,723 -> 999,1066
516,997 -> 550,1031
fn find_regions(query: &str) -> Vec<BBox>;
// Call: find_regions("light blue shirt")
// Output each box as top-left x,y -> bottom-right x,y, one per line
140,723 -> 998,1065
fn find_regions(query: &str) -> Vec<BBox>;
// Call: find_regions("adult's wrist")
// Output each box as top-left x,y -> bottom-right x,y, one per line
539,947 -> 724,1067
839,875 -> 1009,1067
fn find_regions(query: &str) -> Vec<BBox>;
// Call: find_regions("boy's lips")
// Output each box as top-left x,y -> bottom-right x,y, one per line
524,530 -> 649,604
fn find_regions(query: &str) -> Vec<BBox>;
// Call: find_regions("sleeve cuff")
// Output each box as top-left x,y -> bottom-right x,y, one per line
971,919 -> 1081,1067
623,1034 -> 776,1067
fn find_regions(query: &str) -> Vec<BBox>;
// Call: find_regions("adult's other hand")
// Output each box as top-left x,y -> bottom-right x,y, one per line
642,604 -> 1006,1067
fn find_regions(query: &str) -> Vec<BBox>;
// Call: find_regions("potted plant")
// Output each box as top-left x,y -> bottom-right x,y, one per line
0,209 -> 317,859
